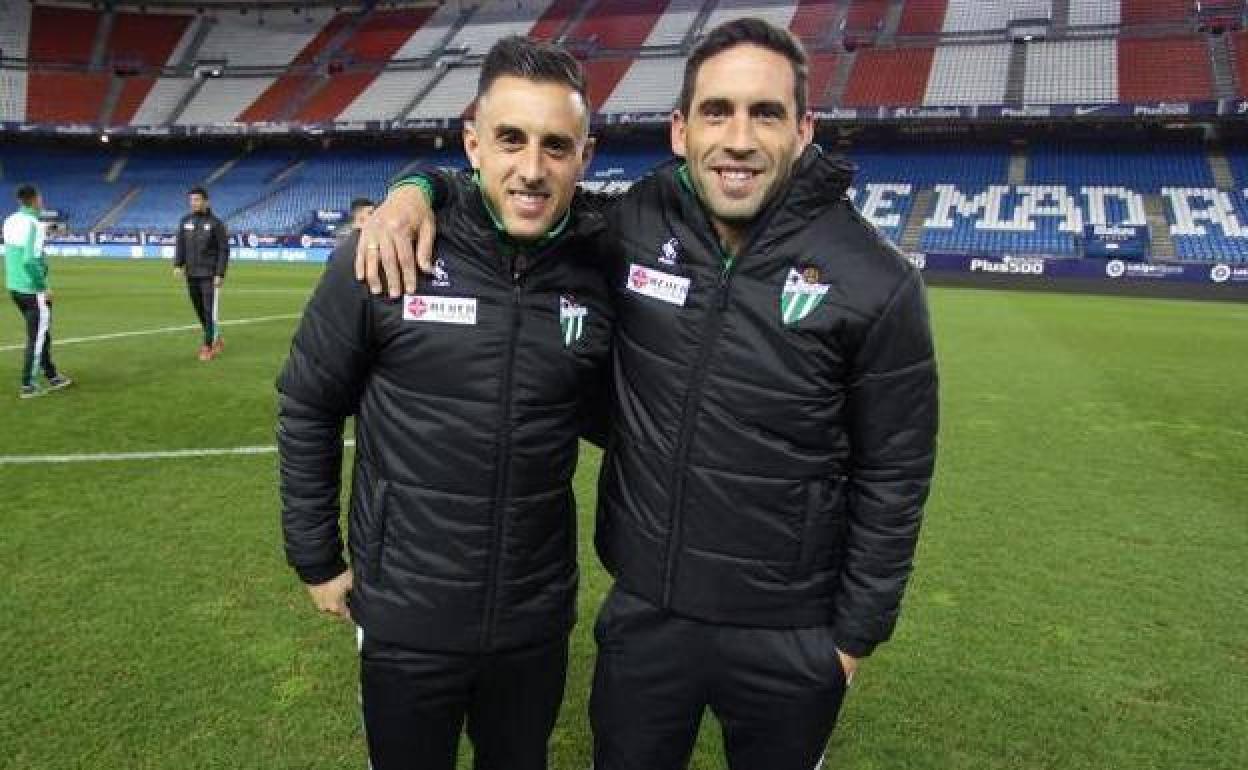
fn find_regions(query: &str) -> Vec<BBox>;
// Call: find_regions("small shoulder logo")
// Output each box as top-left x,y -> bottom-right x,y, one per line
781,266 -> 830,325
659,237 -> 681,266
432,257 -> 451,288
560,295 -> 587,346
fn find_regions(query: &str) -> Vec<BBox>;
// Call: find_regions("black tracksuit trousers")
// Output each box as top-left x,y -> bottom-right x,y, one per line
360,631 -> 569,770
11,291 -> 58,388
590,587 -> 850,770
185,277 -> 219,346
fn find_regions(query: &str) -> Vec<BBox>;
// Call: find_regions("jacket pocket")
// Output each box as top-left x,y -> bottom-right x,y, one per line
368,479 -> 390,585
793,475 -> 849,580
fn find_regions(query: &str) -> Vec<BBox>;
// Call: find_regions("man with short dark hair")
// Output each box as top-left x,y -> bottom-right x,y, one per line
349,197 -> 375,230
331,198 -> 377,257
4,184 -> 72,399
174,186 -> 229,361
278,37 -> 611,770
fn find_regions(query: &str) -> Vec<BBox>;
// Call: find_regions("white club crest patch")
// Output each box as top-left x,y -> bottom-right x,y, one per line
559,295 -> 587,347
781,267 -> 829,325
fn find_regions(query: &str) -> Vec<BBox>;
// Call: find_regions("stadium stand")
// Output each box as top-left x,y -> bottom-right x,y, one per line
130,78 -> 199,126
292,5 -> 453,123
338,69 -> 439,122
1028,139 -> 1214,192
451,0 -> 552,52
528,0 -> 584,40
111,148 -> 237,231
842,47 -> 935,106
237,13 -> 354,123
0,146 -> 120,231
227,148 -> 418,234
0,1 -> 33,121
924,43 -> 1011,105
1118,36 -> 1214,102
176,78 -> 275,125
600,57 -> 683,112
702,0 -> 799,36
644,0 -> 704,47
1120,0 -> 1192,27
106,11 -> 191,69
940,0 -> 1052,34
197,9 -> 335,68
406,65 -> 479,119
1023,39 -> 1117,104
844,0 -> 889,36
1069,0 -> 1121,28
897,0 -> 949,36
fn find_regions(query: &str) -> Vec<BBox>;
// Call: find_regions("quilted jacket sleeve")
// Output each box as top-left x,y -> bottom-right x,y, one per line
276,240 -> 376,584
832,268 -> 939,658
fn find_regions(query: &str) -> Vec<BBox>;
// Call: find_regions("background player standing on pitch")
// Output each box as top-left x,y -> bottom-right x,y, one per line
174,186 -> 229,361
4,184 -> 72,399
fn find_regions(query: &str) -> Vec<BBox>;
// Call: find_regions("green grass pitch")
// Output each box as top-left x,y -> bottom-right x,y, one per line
1,260 -> 1245,769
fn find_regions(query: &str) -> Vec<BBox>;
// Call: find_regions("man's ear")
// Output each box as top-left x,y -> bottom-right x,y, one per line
798,110 -> 814,148
580,136 -> 597,177
463,121 -> 481,169
670,110 -> 688,158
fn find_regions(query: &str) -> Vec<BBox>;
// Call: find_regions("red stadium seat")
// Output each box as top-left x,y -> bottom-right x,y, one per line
565,0 -> 667,49
28,5 -> 98,66
842,47 -> 935,106
26,71 -> 110,122
789,0 -> 840,45
1119,36 -> 1213,102
1121,0 -> 1192,26
897,0 -> 949,36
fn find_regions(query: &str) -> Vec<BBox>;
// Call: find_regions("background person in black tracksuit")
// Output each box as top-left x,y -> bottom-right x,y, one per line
277,39 -> 612,770
359,19 -> 938,770
174,186 -> 229,361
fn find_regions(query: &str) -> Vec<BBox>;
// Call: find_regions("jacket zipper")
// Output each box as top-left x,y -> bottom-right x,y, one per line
479,233 -> 563,650
659,196 -> 784,608
481,270 -> 523,652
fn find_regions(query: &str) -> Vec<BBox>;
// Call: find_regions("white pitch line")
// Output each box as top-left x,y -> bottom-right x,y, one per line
0,314 -> 300,352
0,440 -> 355,466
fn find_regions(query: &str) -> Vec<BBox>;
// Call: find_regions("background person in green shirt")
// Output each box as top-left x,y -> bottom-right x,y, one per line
4,184 -> 72,399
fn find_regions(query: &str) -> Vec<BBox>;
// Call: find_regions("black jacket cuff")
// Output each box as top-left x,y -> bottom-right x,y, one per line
294,557 -> 348,585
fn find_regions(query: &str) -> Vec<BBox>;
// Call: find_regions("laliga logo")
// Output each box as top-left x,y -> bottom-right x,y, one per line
1210,264 -> 1232,283
406,296 -> 427,318
630,266 -> 650,289
1106,260 -> 1126,279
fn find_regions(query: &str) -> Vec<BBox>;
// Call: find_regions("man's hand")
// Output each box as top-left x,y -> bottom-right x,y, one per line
173,267 -> 184,279
306,569 -> 353,622
354,184 -> 436,298
213,275 -> 223,288
837,649 -> 859,685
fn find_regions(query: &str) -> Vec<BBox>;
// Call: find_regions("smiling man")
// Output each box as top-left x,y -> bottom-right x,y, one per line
277,37 -> 611,770
358,19 -> 939,770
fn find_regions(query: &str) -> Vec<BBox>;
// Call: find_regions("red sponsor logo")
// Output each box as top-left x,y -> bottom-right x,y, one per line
406,296 -> 427,318
630,267 -> 649,289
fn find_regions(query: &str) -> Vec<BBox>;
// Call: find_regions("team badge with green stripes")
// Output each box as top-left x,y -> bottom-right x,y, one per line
780,266 -> 829,325
560,295 -> 587,346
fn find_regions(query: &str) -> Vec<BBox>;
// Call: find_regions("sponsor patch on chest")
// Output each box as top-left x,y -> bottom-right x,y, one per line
402,295 -> 477,325
625,263 -> 690,306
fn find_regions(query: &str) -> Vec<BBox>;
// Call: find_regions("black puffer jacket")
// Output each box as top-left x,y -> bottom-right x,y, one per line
278,173 -> 612,653
174,209 -> 229,277
596,148 -> 939,657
